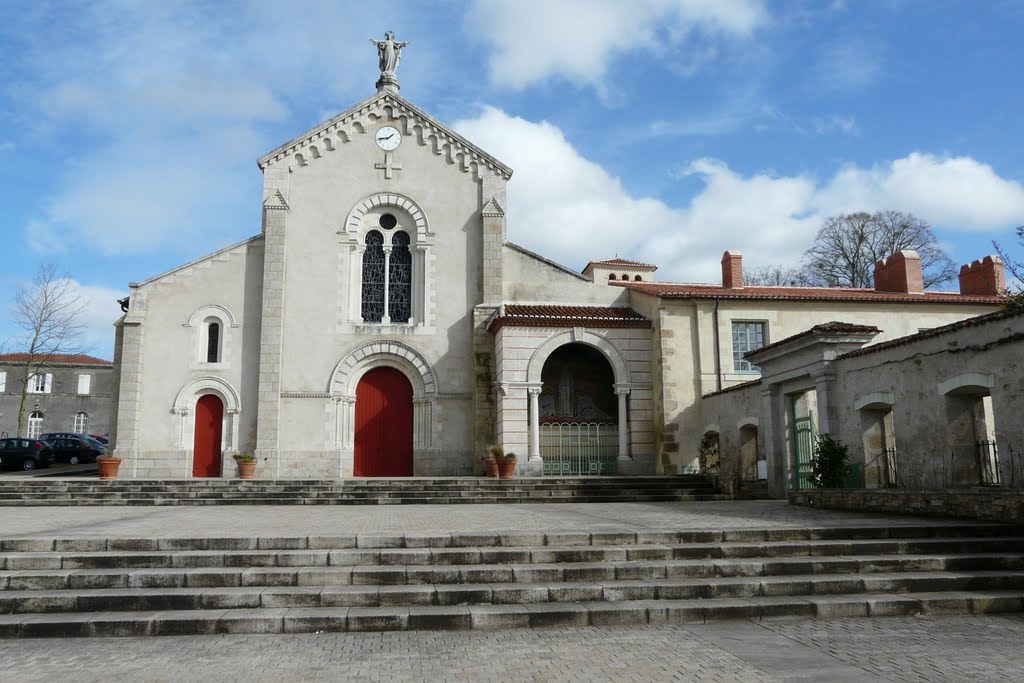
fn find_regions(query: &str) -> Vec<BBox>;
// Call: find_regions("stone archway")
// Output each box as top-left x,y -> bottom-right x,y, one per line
172,376 -> 241,477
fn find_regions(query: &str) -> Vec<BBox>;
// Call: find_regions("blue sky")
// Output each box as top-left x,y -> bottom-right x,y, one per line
1,0 -> 1022,359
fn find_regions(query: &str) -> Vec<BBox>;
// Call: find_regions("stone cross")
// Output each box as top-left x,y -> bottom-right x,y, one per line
375,151 -> 403,179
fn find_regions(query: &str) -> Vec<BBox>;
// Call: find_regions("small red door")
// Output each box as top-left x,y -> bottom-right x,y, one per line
354,367 -> 413,477
193,394 -> 224,477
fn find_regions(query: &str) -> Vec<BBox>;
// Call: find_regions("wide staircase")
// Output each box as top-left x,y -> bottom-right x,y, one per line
1,523 -> 1023,638
0,476 -> 725,506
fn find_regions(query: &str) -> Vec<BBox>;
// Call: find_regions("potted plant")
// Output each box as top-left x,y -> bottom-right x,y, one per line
233,453 -> 257,480
483,445 -> 500,478
492,445 -> 517,479
96,455 -> 122,481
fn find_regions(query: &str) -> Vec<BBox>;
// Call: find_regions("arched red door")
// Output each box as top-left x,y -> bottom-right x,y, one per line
193,394 -> 224,477
354,367 -> 413,477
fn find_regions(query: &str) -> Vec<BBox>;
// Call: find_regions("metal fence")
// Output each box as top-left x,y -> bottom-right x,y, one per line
976,439 -> 1001,486
540,422 -> 618,475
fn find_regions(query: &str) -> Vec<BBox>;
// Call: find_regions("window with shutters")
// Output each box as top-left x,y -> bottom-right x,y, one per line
77,374 -> 92,395
28,373 -> 51,394
0,371 -> 6,393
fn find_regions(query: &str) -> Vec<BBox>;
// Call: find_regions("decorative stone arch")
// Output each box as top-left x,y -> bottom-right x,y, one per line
525,330 -> 630,386
170,376 -> 242,469
854,391 -> 896,410
329,340 -> 437,398
183,305 -> 239,366
328,341 -> 437,454
343,192 -> 429,240
736,417 -> 759,430
702,424 -> 721,436
938,373 -> 995,396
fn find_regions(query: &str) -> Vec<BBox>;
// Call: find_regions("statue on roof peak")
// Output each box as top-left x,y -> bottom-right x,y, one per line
371,31 -> 408,78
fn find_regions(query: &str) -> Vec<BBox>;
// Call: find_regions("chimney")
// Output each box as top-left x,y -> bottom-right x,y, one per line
959,255 -> 1006,295
721,251 -> 743,288
873,250 -> 923,294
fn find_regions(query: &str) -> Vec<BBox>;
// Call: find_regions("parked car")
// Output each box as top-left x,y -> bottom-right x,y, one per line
42,435 -> 104,465
0,438 -> 55,471
88,434 -> 109,446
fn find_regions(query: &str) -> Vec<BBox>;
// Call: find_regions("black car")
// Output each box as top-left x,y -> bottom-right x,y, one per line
45,436 -> 103,465
0,438 -> 55,471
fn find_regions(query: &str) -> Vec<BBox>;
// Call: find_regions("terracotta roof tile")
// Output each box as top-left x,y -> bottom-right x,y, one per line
489,305 -> 651,333
617,281 -> 1004,305
584,257 -> 658,270
0,353 -> 112,367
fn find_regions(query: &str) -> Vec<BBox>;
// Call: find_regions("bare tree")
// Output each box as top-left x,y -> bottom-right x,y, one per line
802,211 -> 958,289
743,264 -> 815,286
11,264 -> 89,436
993,225 -> 1024,308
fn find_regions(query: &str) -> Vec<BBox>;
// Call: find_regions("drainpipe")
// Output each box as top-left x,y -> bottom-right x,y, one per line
712,299 -> 722,392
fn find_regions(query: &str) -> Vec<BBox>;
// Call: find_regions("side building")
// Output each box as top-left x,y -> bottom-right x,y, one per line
0,354 -> 114,439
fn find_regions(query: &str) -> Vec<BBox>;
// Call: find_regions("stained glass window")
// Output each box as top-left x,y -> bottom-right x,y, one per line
207,322 -> 220,363
361,231 -> 386,323
389,231 -> 412,323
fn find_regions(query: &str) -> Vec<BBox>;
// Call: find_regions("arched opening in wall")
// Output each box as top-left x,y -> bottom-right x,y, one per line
620,274 -> 629,281
361,230 -> 386,323
27,412 -> 44,439
388,231 -> 412,323
634,275 -> 642,281
699,430 -> 721,474
739,425 -> 760,481
73,412 -> 89,434
193,394 -> 224,478
788,390 -> 818,490
859,405 -> 899,488
205,320 -> 221,363
944,385 -> 1000,486
538,343 -> 617,475
354,367 -> 413,477
608,273 -> 616,281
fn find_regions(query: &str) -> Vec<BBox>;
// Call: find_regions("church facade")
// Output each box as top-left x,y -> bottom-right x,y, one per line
109,42 -> 1003,481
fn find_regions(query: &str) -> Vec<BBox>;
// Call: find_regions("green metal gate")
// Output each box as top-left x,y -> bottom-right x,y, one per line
793,413 -> 816,490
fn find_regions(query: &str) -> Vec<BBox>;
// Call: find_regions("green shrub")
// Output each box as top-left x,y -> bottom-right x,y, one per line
810,433 -> 851,488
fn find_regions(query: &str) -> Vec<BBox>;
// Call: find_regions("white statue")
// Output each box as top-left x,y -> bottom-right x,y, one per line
371,31 -> 408,77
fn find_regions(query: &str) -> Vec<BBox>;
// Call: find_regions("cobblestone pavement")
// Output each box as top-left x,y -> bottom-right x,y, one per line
3,615 -> 1024,682
0,500 -> 983,539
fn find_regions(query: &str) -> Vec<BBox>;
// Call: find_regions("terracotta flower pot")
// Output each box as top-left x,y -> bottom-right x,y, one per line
235,460 -> 257,479
96,457 -> 122,481
497,458 -> 517,479
484,457 -> 499,478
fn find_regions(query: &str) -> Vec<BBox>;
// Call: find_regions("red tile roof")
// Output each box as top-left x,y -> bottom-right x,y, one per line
489,305 -> 651,333
584,257 -> 658,270
0,353 -> 112,367
617,281 -> 1004,305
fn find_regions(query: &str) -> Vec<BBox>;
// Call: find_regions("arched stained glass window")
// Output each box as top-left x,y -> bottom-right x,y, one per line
207,322 -> 220,363
389,231 -> 412,323
361,231 -> 386,323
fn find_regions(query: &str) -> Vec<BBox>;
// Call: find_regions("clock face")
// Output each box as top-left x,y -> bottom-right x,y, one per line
375,126 -> 402,151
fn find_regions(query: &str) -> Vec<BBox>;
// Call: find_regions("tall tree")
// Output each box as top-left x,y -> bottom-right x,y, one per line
994,225 -> 1024,307
802,211 -> 958,289
11,264 -> 89,436
742,264 -> 814,287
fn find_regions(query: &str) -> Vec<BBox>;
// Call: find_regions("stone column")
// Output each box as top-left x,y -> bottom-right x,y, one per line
255,186 -> 289,477
528,386 -> 542,460
615,385 -> 631,460
111,285 -> 146,478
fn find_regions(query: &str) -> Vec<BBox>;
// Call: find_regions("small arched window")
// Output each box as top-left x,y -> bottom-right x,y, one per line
389,231 -> 412,323
361,231 -> 386,323
28,412 -> 44,439
608,273 -> 616,280
206,321 -> 221,363
634,275 -> 643,281
74,412 -> 88,434
621,274 -> 629,280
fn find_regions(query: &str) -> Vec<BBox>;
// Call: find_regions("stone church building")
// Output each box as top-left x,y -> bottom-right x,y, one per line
109,39 -> 1004,480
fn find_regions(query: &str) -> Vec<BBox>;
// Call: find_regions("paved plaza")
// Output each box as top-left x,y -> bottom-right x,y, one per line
3,615 -> 1024,682
0,499 -> 984,540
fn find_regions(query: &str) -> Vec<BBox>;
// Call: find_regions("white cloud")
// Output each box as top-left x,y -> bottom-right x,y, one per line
814,153 -> 1024,230
454,108 -> 1024,283
68,281 -> 127,359
464,0 -> 768,89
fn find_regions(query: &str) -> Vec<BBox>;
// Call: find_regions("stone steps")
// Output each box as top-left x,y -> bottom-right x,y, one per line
0,476 -> 725,506
0,523 -> 1022,637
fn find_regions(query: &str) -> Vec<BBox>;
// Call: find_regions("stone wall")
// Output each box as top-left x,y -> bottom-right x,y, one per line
789,488 -> 1024,524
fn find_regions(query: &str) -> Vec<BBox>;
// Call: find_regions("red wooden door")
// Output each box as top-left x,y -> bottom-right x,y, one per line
193,394 -> 224,477
354,367 -> 413,477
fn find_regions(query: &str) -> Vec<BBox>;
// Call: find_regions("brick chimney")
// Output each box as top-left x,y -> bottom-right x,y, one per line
873,250 -> 924,294
721,251 -> 743,288
959,255 -> 1006,295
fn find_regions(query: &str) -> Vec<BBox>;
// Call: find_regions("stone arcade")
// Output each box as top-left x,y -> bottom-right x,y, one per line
109,35 -> 1003,480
